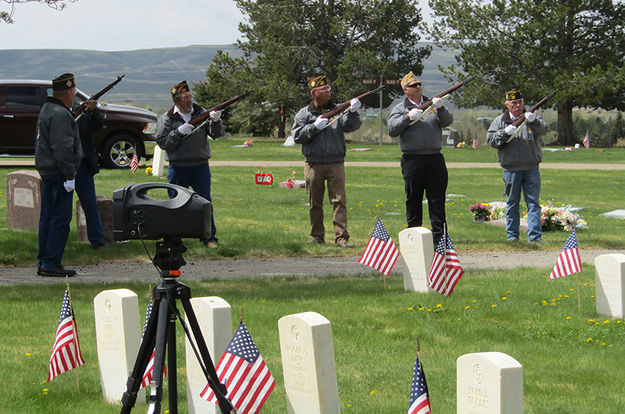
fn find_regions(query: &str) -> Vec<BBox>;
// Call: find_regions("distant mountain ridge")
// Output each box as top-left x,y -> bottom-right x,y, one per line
0,43 -> 455,112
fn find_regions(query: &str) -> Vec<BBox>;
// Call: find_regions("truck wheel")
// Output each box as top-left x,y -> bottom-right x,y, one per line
101,134 -> 139,169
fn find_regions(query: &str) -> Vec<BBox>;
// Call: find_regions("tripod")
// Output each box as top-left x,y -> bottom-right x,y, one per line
120,237 -> 235,414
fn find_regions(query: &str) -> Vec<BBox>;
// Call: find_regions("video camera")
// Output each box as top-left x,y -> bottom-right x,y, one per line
113,183 -> 212,241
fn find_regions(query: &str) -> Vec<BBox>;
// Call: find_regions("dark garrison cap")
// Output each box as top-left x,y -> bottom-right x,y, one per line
52,73 -> 75,91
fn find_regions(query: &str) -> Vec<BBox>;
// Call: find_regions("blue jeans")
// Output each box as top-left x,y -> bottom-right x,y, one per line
503,169 -> 542,241
38,175 -> 74,268
167,163 -> 217,242
75,161 -> 105,247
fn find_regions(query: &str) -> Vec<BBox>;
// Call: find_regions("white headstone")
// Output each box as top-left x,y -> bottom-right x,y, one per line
595,253 -> 625,318
152,145 -> 167,177
185,297 -> 232,414
600,209 -> 625,219
457,352 -> 523,414
398,227 -> 435,293
278,312 -> 340,414
93,289 -> 144,403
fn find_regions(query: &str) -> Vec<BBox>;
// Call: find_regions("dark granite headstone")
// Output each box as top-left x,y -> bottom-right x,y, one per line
7,170 -> 42,231
76,195 -> 114,243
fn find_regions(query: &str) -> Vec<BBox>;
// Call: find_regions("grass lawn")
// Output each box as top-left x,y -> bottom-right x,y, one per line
1,268 -> 623,413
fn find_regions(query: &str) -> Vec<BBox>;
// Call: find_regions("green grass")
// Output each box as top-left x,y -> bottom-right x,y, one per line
1,268 -> 623,413
1,140 -> 624,266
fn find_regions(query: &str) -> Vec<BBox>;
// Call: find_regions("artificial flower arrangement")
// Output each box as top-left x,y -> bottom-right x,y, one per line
470,201 -> 588,231
470,203 -> 491,221
456,141 -> 466,148
284,170 -> 297,188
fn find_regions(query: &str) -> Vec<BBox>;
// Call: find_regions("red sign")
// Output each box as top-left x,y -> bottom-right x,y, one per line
254,173 -> 274,185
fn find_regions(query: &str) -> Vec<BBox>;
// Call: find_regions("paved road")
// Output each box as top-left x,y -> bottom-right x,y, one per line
1,249 -> 621,286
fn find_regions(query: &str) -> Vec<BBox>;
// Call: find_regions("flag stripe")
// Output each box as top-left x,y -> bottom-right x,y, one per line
428,233 -> 464,296
359,219 -> 399,276
48,290 -> 84,382
550,230 -> 582,280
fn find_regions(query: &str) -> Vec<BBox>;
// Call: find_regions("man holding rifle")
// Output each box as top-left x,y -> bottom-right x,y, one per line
487,89 -> 548,244
156,80 -> 224,248
388,71 -> 453,245
292,75 -> 362,248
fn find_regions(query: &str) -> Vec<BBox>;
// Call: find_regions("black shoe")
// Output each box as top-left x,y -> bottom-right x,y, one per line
38,266 -> 77,277
91,243 -> 106,250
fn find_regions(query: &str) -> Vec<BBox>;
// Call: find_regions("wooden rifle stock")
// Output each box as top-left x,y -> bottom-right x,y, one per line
320,85 -> 386,120
510,90 -> 557,128
188,90 -> 252,127
417,75 -> 476,110
74,74 -> 124,119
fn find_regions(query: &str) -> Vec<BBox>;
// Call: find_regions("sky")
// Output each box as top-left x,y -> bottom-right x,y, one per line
1,0 -> 433,51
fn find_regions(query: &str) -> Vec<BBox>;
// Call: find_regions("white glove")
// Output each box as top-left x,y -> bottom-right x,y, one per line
504,124 -> 517,135
349,98 -> 361,112
314,116 -> 329,129
524,112 -> 536,123
432,97 -> 444,108
408,108 -> 424,121
210,110 -> 222,121
63,179 -> 75,192
177,123 -> 194,135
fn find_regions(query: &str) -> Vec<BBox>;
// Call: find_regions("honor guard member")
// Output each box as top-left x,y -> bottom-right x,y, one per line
388,71 -> 453,245
487,89 -> 548,243
35,73 -> 83,277
156,80 -> 224,248
292,75 -> 362,248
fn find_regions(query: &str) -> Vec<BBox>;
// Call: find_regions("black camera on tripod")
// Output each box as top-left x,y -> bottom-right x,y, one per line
113,183 -> 212,241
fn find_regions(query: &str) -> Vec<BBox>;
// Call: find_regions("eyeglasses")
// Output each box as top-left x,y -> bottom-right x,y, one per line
406,83 -> 421,88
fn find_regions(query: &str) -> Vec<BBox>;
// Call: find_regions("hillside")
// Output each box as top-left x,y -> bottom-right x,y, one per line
0,43 -> 456,112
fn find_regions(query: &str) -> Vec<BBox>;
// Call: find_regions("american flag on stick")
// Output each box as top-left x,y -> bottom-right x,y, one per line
359,218 -> 400,277
549,230 -> 582,280
408,350 -> 431,414
582,131 -> 590,149
200,321 -> 275,414
47,288 -> 85,382
428,232 -> 464,296
130,154 -> 139,172
140,298 -> 166,388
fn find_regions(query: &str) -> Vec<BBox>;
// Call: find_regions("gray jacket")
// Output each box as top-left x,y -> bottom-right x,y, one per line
156,103 -> 224,166
35,97 -> 82,179
487,111 -> 548,171
388,97 -> 453,154
292,101 -> 362,163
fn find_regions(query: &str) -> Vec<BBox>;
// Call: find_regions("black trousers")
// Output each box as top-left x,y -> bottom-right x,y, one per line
401,152 -> 448,243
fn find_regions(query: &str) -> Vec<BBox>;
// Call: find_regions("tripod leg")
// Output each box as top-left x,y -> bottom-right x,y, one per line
166,302 -> 178,414
145,292 -> 172,414
179,292 -> 234,414
120,295 -> 160,414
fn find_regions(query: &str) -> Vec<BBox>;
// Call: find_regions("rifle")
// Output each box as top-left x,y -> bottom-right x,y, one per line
74,74 -> 124,120
186,90 -> 252,134
506,89 -> 557,142
319,85 -> 386,130
409,75 -> 476,125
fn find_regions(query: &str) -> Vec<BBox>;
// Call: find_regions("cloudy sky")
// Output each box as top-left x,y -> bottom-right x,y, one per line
1,0 -> 433,51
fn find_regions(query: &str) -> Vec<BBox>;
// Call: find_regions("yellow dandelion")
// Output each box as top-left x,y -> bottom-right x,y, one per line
505,290 -> 510,294
595,322 -> 600,325
492,304 -> 497,308
587,337 -> 592,342
464,305 -> 470,310
25,352 -> 31,357
472,299 -> 477,303
436,304 -> 442,308
604,320 -> 610,324
419,307 -> 425,311
588,319 -> 595,322
145,167 -> 153,175
566,316 -> 571,320
501,297 -> 507,301
601,342 -> 607,347
370,390 -> 376,395
407,307 -> 414,311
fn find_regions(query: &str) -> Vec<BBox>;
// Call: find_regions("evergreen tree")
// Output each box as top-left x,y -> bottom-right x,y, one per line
195,0 -> 431,137
427,0 -> 625,145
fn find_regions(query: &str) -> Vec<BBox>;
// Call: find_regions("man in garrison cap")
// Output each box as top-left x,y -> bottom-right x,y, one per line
487,89 -> 549,244
155,80 -> 224,248
387,71 -> 453,246
35,73 -> 83,277
292,75 -> 362,248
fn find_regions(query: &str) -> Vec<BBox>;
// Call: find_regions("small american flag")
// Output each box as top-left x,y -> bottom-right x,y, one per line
582,131 -> 590,149
359,218 -> 400,276
47,289 -> 85,382
140,299 -> 166,388
130,154 -> 139,172
550,230 -> 582,280
200,321 -> 275,414
428,232 -> 464,296
408,353 -> 431,414
472,134 -> 479,150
